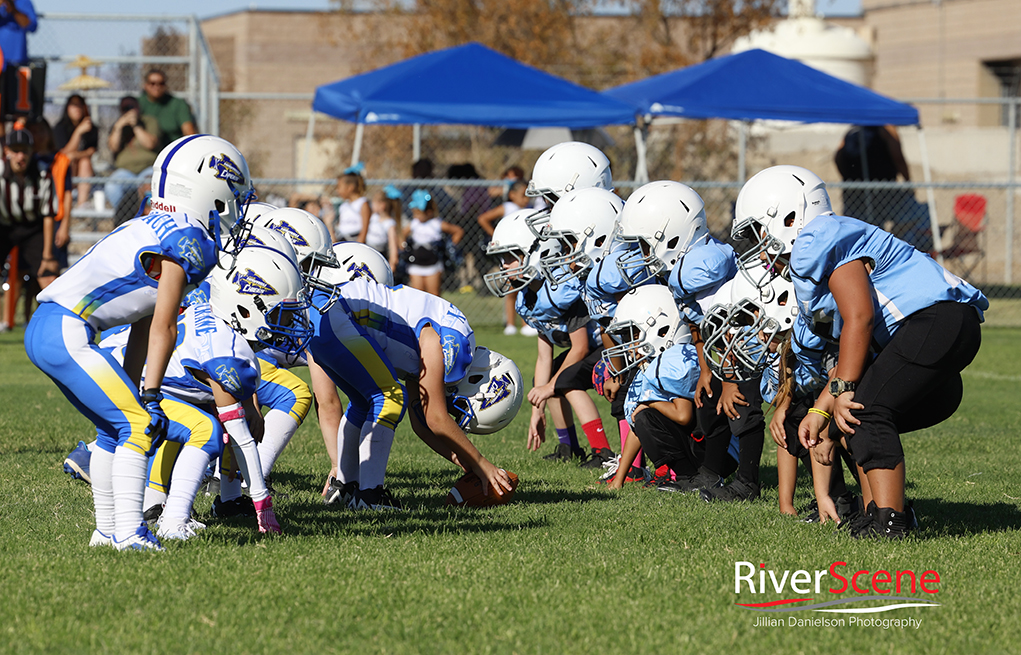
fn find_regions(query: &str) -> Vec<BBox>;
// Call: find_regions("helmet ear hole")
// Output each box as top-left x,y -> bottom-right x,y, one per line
784,211 -> 796,228
237,305 -> 250,319
657,325 -> 670,338
667,236 -> 679,250
468,374 -> 484,384
594,235 -> 605,247
215,199 -> 226,213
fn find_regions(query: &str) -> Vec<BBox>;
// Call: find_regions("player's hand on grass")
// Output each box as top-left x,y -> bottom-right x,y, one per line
833,391 -> 863,435
815,493 -> 841,525
527,409 -> 546,451
694,370 -> 712,409
717,381 -> 748,420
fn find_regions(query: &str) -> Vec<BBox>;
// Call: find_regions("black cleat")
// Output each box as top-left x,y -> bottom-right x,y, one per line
323,476 -> 357,506
579,447 -> 616,469
212,495 -> 257,518
700,477 -> 760,503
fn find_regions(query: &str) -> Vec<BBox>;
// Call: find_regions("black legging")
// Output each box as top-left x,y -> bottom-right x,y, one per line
843,301 -> 982,471
697,376 -> 765,484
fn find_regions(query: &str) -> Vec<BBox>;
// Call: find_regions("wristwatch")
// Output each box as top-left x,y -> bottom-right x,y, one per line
828,378 -> 857,398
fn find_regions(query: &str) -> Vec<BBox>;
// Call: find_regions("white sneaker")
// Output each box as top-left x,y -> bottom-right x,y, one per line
89,529 -> 114,548
503,325 -> 518,336
113,523 -> 164,551
156,516 -> 206,541
520,325 -> 539,337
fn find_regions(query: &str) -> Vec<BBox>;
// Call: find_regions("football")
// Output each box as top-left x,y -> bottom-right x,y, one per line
445,469 -> 519,507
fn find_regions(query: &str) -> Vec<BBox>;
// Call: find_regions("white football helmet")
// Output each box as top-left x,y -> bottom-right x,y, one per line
309,242 -> 395,313
700,263 -> 798,382
602,284 -> 691,376
150,135 -> 256,253
615,181 -> 709,286
207,244 -> 312,355
251,207 -> 336,274
446,347 -> 524,435
731,165 -> 832,289
245,202 -> 279,224
484,209 -> 560,297
525,141 -> 613,238
539,187 -> 623,287
236,226 -> 298,266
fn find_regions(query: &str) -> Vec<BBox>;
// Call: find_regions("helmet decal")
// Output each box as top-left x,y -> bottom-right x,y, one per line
215,364 -> 241,394
268,220 -> 310,247
480,373 -> 513,410
232,268 -> 278,296
345,260 -> 376,282
208,153 -> 246,185
177,236 -> 205,271
442,333 -> 458,376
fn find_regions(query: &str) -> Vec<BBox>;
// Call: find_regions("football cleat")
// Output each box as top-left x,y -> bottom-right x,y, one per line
542,443 -> 585,463
203,476 -> 221,498
89,529 -> 113,548
156,516 -> 206,541
143,503 -> 164,523
579,447 -> 616,470
660,468 -> 724,493
113,523 -> 164,551
63,441 -> 92,484
700,477 -> 760,503
645,465 -> 673,489
348,486 -> 404,511
323,476 -> 357,506
211,495 -> 257,518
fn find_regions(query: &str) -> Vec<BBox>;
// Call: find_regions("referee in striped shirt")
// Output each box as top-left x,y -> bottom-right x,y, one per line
0,128 -> 59,291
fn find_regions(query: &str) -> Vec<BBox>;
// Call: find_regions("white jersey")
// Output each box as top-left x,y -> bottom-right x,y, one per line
337,196 -> 368,240
161,303 -> 261,405
366,212 -> 396,252
37,210 -> 217,331
408,216 -> 443,248
332,276 -> 475,383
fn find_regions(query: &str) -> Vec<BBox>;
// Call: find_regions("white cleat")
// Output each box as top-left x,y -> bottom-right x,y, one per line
89,529 -> 114,548
113,523 -> 165,551
156,516 -> 206,541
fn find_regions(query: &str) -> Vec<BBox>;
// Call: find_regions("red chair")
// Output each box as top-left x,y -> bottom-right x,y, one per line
942,194 -> 986,278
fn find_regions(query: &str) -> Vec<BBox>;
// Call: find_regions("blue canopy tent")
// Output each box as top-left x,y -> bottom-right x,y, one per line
603,49 -> 941,255
305,42 -> 637,169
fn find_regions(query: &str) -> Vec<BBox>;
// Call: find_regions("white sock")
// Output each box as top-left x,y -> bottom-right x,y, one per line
143,487 -> 167,512
358,422 -> 395,490
163,446 -> 211,523
91,448 -> 115,536
220,474 -> 243,502
85,440 -> 97,453
258,409 -> 299,478
337,414 -> 361,484
111,445 -> 148,540
229,436 -> 268,502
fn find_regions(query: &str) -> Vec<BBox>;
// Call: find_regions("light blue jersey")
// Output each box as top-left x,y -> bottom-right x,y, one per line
623,343 -> 701,419
760,315 -> 836,404
517,278 -> 601,348
791,215 -> 988,347
584,247 -> 641,326
667,235 -> 738,324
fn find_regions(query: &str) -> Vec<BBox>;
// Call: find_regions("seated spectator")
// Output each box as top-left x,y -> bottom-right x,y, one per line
53,94 -> 98,209
106,96 -> 160,219
25,118 -> 71,271
139,69 -> 197,149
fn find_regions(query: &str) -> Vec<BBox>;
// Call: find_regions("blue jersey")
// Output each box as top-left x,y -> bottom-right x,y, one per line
517,278 -> 600,349
37,211 -> 217,331
584,247 -> 640,326
791,215 -> 988,347
667,235 -> 738,324
623,343 -> 700,419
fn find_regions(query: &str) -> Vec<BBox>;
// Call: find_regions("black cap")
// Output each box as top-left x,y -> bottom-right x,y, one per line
5,129 -> 33,148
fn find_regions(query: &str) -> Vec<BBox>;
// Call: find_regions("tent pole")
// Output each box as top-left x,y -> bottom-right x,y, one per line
633,117 -> 649,184
352,123 -> 364,167
738,121 -> 747,183
300,111 -> 316,182
413,124 -> 421,162
1007,98 -> 1016,284
917,126 -> 943,264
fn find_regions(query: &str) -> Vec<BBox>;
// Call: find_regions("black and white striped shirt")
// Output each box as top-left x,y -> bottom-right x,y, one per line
0,157 -> 58,227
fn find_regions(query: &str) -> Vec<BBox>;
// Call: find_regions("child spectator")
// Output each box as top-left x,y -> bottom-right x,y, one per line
367,185 -> 402,272
403,189 -> 463,296
333,163 -> 370,243
479,179 -> 532,336
53,94 -> 98,209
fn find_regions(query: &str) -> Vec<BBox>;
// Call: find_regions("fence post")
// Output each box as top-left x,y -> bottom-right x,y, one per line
189,16 -> 199,128
1008,96 -> 1016,285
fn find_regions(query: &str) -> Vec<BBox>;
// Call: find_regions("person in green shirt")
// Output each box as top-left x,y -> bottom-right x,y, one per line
137,69 -> 197,150
105,96 -> 162,218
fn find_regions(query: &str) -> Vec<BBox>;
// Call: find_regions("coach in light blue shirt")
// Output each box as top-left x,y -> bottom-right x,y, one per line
0,0 -> 37,66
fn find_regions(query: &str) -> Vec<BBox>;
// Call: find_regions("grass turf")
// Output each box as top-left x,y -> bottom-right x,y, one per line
1,326 -> 1020,654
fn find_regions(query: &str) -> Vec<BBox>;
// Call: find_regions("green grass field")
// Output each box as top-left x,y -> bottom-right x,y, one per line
2,326 -> 1020,654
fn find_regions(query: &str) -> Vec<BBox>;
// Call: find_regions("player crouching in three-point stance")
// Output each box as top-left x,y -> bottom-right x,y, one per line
306,245 -> 519,509
25,135 -> 255,550
732,165 -> 988,538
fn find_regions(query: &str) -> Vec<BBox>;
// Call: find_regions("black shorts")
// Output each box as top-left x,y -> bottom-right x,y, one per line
1,221 -> 50,281
552,346 -> 605,396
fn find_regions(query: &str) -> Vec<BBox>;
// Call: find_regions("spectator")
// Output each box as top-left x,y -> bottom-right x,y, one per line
53,94 -> 97,209
402,189 -> 463,297
488,165 -> 524,203
834,125 -> 910,227
367,185 -> 401,272
106,96 -> 160,221
333,164 -> 370,243
0,0 -> 37,66
0,128 -> 59,296
139,68 -> 197,149
478,179 -> 532,335
25,117 -> 71,271
446,162 -> 490,291
401,158 -> 454,220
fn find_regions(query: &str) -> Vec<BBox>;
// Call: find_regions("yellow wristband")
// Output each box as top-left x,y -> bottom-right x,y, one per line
808,407 -> 832,421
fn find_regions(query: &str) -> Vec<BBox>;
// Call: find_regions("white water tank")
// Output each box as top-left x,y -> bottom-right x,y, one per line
732,0 -> 873,86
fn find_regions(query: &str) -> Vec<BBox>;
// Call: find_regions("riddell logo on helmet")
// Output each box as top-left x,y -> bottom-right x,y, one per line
151,199 -> 176,212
